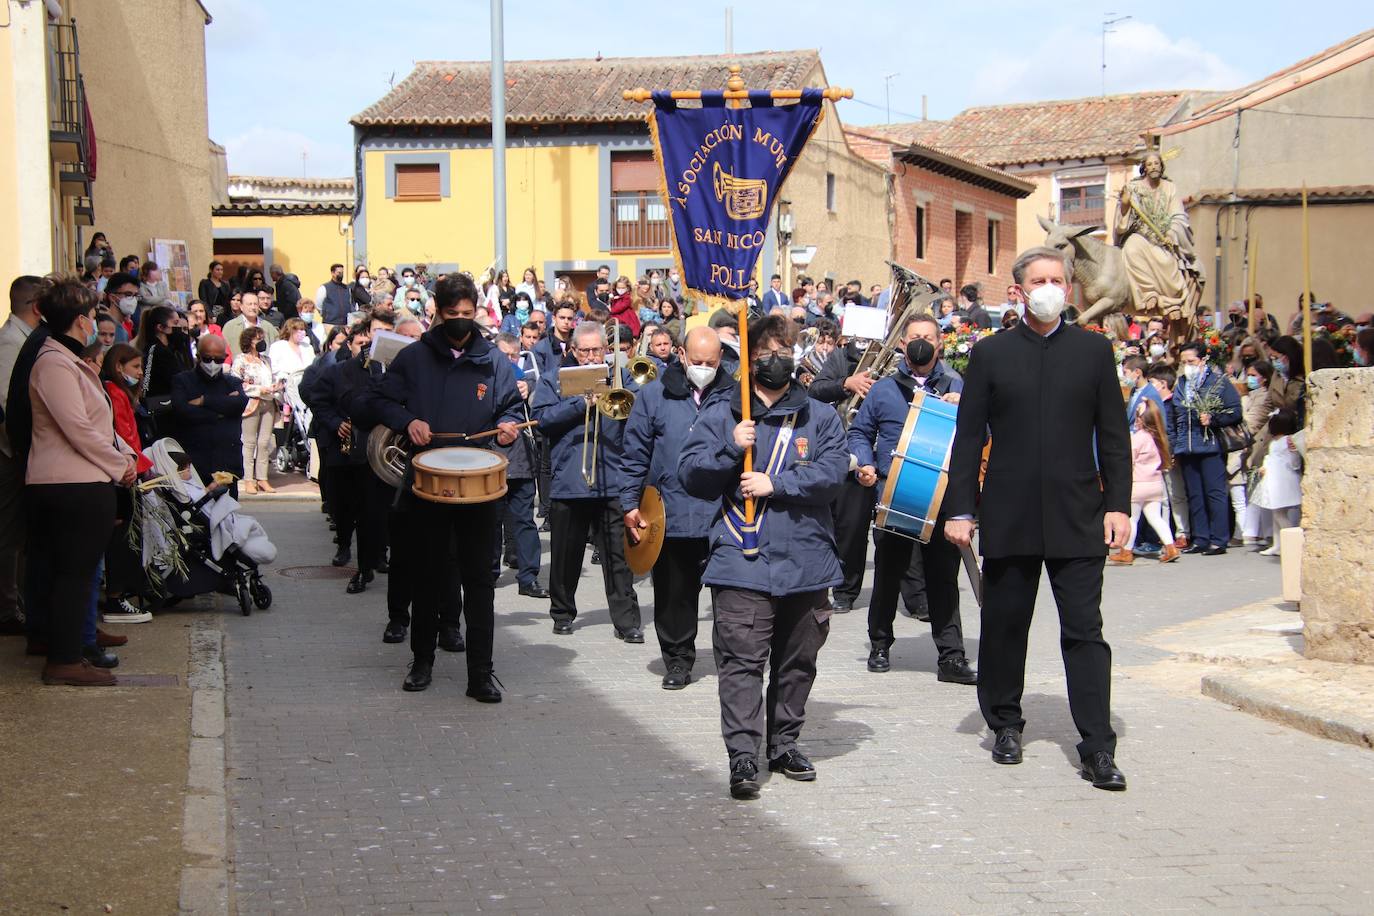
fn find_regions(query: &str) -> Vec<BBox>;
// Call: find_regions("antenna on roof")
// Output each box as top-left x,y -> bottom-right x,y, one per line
1101,13 -> 1132,96
388,71 -> 396,89
725,7 -> 734,54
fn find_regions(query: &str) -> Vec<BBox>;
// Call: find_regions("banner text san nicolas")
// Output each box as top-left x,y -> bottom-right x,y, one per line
649,89 -> 824,304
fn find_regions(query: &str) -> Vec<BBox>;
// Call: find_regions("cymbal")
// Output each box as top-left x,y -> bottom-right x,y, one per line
624,485 -> 665,576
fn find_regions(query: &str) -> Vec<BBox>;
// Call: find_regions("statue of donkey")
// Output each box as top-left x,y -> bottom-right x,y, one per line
1037,215 -> 1133,327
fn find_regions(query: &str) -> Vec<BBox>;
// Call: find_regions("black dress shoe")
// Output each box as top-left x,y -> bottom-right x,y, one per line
552,620 -> 574,635
375,553 -> 389,574
768,749 -> 817,781
437,626 -> 466,653
539,520 -> 550,533
937,655 -> 978,685
590,550 -> 601,565
729,757 -> 760,799
346,572 -> 367,594
1181,543 -> 1207,555
332,546 -> 351,567
402,659 -> 432,692
830,598 -> 852,613
466,671 -> 503,703
910,606 -> 931,622
82,645 -> 119,669
615,627 -> 645,644
518,583 -> 550,599
383,622 -> 407,644
1201,544 -> 1227,556
867,647 -> 891,672
662,666 -> 691,690
503,555 -> 518,569
991,726 -> 1023,765
1081,750 -> 1127,791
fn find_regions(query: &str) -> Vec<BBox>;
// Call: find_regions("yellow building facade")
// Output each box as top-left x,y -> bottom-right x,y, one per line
0,0 -> 212,314
351,51 -> 889,297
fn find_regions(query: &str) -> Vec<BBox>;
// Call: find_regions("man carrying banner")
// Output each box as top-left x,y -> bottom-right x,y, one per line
680,315 -> 848,799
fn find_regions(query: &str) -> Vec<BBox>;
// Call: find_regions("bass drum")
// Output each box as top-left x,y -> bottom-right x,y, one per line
874,389 -> 958,543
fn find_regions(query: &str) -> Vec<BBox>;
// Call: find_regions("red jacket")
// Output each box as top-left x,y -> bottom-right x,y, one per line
103,379 -> 154,473
608,290 -> 640,338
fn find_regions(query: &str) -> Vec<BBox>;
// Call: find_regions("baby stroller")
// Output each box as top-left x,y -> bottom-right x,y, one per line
274,370 -> 312,475
137,439 -> 276,616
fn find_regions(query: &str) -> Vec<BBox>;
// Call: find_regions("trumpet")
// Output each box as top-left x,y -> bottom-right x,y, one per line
627,354 -> 658,385
581,322 -> 636,487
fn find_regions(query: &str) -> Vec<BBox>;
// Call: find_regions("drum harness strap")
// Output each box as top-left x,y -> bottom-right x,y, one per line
722,413 -> 796,558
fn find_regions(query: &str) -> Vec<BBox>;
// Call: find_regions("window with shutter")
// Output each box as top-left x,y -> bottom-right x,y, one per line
395,163 -> 442,201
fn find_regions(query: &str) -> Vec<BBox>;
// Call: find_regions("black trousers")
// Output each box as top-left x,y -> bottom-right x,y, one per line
386,504 -> 462,629
830,477 -> 873,603
651,537 -> 709,670
410,499 -> 498,675
536,435 -> 552,517
28,483 -> 115,665
331,465 -> 388,571
977,555 -> 1116,760
712,587 -> 830,764
548,498 -> 640,631
867,528 -> 965,660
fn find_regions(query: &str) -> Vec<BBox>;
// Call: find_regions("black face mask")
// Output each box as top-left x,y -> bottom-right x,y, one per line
753,353 -> 794,389
443,316 -> 475,345
254,340 -> 267,354
905,339 -> 936,371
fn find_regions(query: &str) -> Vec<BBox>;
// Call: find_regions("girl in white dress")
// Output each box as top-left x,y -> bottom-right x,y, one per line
1253,409 -> 1303,556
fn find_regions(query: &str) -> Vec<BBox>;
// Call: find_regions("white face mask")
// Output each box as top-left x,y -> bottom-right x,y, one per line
402,276 -> 414,288
200,360 -> 223,378
1149,343 -> 1167,358
358,277 -> 371,289
685,364 -> 717,390
123,372 -> 140,386
1025,283 -> 1067,322
117,296 -> 137,316
1184,363 -> 1203,380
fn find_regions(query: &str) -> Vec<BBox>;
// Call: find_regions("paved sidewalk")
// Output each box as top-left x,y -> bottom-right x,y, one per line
224,504 -> 1374,914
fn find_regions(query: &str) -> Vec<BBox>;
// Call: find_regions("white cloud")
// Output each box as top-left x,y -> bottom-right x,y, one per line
966,20 -> 1245,104
222,125 -> 353,178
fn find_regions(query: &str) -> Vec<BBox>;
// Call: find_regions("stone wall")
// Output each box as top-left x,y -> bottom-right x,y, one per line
1301,368 -> 1374,663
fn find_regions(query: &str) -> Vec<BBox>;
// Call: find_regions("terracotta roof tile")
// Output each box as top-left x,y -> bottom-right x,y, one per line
352,51 -> 821,126
861,91 -> 1189,166
1187,185 -> 1374,205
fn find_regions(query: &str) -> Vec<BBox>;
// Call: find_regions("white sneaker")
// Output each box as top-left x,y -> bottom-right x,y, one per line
1258,545 -> 1281,557
101,598 -> 153,624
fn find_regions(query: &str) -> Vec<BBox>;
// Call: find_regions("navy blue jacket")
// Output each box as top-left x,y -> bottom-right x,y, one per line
619,363 -> 734,539
1171,365 -> 1242,457
492,373 -> 536,480
679,382 -> 848,596
313,353 -> 381,467
170,366 -> 246,478
848,359 -> 963,479
1126,379 -> 1165,430
532,353 -> 639,500
356,329 -> 523,449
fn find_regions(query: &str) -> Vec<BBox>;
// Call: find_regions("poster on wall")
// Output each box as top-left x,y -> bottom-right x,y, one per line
151,238 -> 192,308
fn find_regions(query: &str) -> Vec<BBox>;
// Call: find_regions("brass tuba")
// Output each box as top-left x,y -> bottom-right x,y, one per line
367,426 -> 411,489
837,261 -> 942,424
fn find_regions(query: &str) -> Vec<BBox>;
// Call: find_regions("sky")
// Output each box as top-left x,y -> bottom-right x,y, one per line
205,0 -> 1371,177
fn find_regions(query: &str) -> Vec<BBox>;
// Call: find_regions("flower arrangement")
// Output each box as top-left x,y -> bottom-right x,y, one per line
1200,329 -> 1229,366
940,328 -> 995,374
1320,326 -> 1358,367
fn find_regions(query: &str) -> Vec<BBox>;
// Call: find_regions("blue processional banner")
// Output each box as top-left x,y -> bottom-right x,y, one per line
649,89 -> 824,304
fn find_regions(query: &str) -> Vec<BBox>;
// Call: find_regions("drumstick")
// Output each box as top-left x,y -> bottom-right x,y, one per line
459,419 -> 539,442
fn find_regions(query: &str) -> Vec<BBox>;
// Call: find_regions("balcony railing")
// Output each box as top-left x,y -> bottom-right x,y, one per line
1059,202 -> 1105,228
48,20 -> 87,165
610,192 -> 670,251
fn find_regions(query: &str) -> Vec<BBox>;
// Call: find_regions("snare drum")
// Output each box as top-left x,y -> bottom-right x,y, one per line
410,447 -> 509,504
874,389 -> 959,543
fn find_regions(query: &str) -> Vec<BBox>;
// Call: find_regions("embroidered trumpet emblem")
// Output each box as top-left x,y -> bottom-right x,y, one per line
713,162 -> 767,221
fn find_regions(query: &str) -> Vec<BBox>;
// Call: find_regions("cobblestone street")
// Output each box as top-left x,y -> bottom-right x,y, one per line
224,504 -> 1374,914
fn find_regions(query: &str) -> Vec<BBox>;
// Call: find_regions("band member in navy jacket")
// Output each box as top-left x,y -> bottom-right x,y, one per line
531,321 -> 642,642
679,314 -> 848,800
358,274 -> 523,702
848,313 -> 977,685
621,327 -> 734,690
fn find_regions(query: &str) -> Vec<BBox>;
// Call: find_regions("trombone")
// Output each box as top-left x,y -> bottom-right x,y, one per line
580,322 -> 636,487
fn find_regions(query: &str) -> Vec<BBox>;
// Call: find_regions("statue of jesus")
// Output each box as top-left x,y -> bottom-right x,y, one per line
1113,151 -> 1203,323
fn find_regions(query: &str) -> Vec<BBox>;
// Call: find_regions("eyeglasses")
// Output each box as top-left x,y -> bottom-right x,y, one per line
574,346 -> 605,356
200,355 -> 227,365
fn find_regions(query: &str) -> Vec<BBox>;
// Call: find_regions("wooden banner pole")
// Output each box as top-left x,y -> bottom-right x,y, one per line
1301,184 -> 1312,377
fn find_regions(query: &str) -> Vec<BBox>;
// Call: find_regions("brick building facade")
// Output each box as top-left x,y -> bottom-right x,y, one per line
848,128 -> 1033,299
